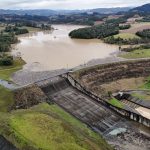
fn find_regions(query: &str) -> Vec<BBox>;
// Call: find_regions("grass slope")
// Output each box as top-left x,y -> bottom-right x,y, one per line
0,84 -> 112,150
119,49 -> 150,59
131,93 -> 150,101
108,98 -> 124,109
0,85 -> 14,112
2,103 -> 112,150
114,33 -> 140,40
0,58 -> 25,81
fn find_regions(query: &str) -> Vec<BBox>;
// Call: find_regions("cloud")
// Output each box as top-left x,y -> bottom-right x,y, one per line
0,0 -> 149,9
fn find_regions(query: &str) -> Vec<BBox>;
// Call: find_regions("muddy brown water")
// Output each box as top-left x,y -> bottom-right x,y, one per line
13,25 -> 119,71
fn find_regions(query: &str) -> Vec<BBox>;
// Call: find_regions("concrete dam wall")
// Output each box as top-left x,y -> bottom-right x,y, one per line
37,76 -> 123,134
36,76 -> 150,150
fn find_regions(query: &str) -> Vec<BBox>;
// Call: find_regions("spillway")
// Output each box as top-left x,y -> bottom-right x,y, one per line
37,76 -> 123,134
0,136 -> 18,150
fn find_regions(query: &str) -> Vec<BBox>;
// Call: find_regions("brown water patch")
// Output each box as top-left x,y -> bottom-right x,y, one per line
13,25 -> 118,71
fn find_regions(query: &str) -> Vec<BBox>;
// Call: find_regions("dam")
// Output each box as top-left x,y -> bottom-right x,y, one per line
34,75 -> 150,150
12,59 -> 150,150
37,76 -> 123,134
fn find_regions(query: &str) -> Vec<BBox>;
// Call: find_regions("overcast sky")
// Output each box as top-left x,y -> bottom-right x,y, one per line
0,0 -> 149,10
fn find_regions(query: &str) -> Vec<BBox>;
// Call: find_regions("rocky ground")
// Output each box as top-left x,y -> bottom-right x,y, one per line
12,56 -> 125,86
107,124 -> 150,150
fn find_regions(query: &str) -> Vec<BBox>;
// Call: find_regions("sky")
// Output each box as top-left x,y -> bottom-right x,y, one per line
0,0 -> 149,10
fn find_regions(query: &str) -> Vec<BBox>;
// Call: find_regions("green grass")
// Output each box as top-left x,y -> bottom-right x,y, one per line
0,85 -> 14,112
141,77 -> 150,89
0,58 -> 25,81
131,93 -> 150,101
20,26 -> 42,33
1,103 -> 112,150
114,33 -> 140,40
108,98 -> 124,109
119,49 -> 150,59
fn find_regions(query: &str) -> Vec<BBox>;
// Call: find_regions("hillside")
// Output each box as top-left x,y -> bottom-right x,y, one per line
0,7 -> 131,16
130,3 -> 150,13
89,7 -> 131,14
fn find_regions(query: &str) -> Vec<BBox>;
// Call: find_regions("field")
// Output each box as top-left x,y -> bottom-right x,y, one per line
0,86 -> 14,112
100,77 -> 145,93
114,33 -> 140,40
0,58 -> 25,81
120,22 -> 150,34
119,49 -> 150,59
0,103 -> 112,150
20,26 -> 42,33
0,23 -> 42,34
0,23 -> 5,31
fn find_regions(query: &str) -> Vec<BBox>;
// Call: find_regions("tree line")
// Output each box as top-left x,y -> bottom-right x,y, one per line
5,26 -> 29,35
104,36 -> 150,45
69,23 -> 119,39
136,29 -> 150,39
0,32 -> 18,52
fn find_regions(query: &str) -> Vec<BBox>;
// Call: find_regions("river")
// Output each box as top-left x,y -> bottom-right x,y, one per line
13,25 -> 119,71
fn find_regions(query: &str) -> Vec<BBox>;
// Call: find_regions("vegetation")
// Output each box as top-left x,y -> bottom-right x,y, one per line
0,58 -> 25,81
49,13 -> 107,26
142,77 -> 150,89
69,23 -> 119,39
114,33 -> 140,39
121,44 -> 150,52
108,98 -> 124,109
105,18 -> 127,24
131,92 -> 150,101
136,29 -> 150,39
0,13 -> 107,26
119,24 -> 131,30
0,32 -> 18,52
0,103 -> 112,150
119,48 -> 150,59
4,25 -> 29,35
0,55 -> 13,66
138,16 -> 150,22
0,86 -> 14,112
104,34 -> 150,45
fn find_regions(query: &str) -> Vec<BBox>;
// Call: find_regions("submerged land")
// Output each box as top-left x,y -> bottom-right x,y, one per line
0,3 -> 150,150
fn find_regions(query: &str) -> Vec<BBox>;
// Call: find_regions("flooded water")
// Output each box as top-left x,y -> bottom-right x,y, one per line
13,25 -> 118,71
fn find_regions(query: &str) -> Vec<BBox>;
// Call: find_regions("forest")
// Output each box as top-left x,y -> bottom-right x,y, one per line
69,23 -> 119,39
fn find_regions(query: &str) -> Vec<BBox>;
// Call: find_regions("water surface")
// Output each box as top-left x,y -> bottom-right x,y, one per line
14,25 -> 118,71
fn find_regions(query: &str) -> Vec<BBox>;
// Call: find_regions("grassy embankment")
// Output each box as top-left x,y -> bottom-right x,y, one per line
130,77 -> 150,101
114,33 -> 140,40
131,92 -> 150,101
0,85 -> 14,112
0,58 -> 25,81
108,98 -> 124,109
7,103 -> 112,150
119,48 -> 150,59
0,99 -> 112,150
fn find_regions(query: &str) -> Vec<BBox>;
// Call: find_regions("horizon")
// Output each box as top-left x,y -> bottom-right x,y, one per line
0,0 -> 149,10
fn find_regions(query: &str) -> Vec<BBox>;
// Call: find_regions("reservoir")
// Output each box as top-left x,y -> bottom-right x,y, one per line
14,25 -> 118,71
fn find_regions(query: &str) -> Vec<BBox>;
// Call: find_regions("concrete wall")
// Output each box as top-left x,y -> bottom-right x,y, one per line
75,59 -> 150,86
67,74 -> 150,128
